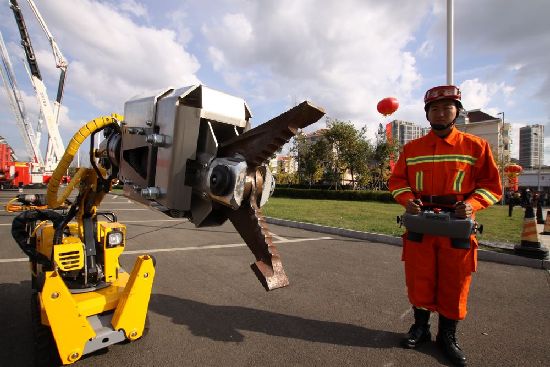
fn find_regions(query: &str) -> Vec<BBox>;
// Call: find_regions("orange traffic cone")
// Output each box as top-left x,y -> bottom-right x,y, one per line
543,211 -> 550,235
514,206 -> 549,259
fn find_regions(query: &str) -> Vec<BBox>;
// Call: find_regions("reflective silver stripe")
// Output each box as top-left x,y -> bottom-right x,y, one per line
391,187 -> 412,197
416,171 -> 423,191
474,188 -> 499,204
406,154 -> 477,166
453,170 -> 465,191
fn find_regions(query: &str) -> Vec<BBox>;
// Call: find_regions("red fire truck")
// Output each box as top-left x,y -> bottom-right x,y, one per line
0,138 -> 67,189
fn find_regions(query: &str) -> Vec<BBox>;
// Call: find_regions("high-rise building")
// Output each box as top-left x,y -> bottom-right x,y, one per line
519,124 -> 544,168
386,120 -> 428,146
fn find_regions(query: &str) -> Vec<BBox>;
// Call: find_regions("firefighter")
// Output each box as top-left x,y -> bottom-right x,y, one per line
389,85 -> 502,366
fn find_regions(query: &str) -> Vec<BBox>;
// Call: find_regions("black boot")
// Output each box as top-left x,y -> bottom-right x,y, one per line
401,307 -> 431,348
436,315 -> 467,366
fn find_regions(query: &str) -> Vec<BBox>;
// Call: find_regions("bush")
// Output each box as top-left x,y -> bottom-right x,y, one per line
275,184 -> 338,190
272,187 -> 394,202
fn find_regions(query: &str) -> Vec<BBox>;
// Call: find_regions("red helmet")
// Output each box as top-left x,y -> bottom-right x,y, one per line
424,85 -> 463,111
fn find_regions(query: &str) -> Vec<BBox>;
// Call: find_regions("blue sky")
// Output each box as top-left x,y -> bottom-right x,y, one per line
1,0 -> 549,164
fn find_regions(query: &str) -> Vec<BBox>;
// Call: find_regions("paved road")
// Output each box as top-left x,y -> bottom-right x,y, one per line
1,189 -> 549,366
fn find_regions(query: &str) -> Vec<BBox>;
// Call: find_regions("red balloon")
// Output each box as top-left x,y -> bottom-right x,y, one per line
377,97 -> 399,116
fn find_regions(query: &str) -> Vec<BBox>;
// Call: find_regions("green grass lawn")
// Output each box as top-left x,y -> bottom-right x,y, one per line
263,198 -> 526,245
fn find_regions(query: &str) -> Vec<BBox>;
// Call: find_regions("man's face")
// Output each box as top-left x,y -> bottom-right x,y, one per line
427,99 -> 457,125
427,99 -> 457,136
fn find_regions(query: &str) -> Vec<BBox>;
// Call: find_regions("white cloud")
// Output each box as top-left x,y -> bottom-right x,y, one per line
417,41 -> 434,58
459,79 -> 493,110
3,0 -> 548,166
208,46 -> 226,72
220,13 -> 253,45
201,0 -> 432,130
166,9 -> 193,45
431,0 -> 550,121
117,0 -> 148,19
2,0 -> 201,161
459,78 -> 514,112
35,0 -> 201,112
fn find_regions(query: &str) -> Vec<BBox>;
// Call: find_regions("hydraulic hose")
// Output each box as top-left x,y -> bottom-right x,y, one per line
12,209 -> 63,265
47,115 -> 121,208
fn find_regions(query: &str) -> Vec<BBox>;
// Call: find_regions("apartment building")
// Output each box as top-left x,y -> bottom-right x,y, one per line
519,124 -> 544,168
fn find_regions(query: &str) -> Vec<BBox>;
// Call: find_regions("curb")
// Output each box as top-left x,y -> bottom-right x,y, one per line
266,217 -> 550,270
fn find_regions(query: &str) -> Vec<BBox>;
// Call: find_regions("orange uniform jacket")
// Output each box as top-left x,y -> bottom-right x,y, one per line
389,128 -> 502,214
388,128 -> 502,320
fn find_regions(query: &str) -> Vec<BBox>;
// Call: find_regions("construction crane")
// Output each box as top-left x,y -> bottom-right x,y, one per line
25,0 -> 68,159
9,0 -> 66,172
0,31 -> 44,168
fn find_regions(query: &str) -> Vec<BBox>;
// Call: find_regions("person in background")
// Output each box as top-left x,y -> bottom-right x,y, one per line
506,189 -> 513,217
535,192 -> 544,224
508,189 -> 522,217
389,85 -> 502,366
522,188 -> 532,208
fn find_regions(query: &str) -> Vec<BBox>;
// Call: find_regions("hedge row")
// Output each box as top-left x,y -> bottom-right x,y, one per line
272,187 -> 395,202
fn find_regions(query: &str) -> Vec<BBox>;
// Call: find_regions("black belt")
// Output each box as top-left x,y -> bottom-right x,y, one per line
420,195 -> 464,206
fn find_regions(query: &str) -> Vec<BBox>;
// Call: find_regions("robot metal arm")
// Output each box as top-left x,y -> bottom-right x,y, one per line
94,84 -> 324,290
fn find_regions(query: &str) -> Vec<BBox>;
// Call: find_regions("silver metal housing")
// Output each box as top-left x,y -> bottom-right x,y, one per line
119,84 -> 252,223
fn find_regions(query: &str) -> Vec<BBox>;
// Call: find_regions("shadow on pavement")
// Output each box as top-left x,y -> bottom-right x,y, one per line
150,293 -> 398,346
150,293 -> 453,364
0,283 -> 452,366
0,280 -> 33,367
150,293 -> 422,351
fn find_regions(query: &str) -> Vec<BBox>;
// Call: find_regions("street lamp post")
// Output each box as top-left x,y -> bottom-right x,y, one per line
538,162 -> 541,192
534,131 -> 542,192
497,112 -> 506,204
447,0 -> 454,85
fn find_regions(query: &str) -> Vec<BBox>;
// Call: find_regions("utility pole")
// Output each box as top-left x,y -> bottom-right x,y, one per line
533,131 -> 542,192
447,0 -> 454,85
498,112 -> 506,204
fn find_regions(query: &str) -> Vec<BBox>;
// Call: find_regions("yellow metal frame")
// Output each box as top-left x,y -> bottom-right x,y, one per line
111,255 -> 156,340
40,271 -> 95,364
39,256 -> 155,364
30,115 -> 156,364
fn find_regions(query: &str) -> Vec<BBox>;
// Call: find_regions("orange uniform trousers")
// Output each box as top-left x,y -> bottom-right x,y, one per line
402,232 -> 477,320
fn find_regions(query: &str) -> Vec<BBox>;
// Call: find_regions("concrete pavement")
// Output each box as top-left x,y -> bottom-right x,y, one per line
0,189 -> 549,366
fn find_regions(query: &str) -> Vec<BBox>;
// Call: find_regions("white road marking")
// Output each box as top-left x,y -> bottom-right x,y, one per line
123,236 -> 332,255
95,201 -> 134,207
0,236 -> 332,263
112,195 -> 118,199
0,218 -> 187,226
123,219 -> 188,223
0,204 -> 142,214
0,258 -> 28,263
102,208 -> 149,211
271,233 -> 287,241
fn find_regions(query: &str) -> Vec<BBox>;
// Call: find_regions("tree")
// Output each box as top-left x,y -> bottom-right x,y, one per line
275,171 -> 298,185
291,132 -> 329,187
354,138 -> 375,188
370,137 -> 399,190
324,118 -> 372,189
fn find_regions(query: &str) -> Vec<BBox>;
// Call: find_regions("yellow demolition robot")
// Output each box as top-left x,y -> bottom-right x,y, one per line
11,85 -> 324,365
12,114 -> 155,366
